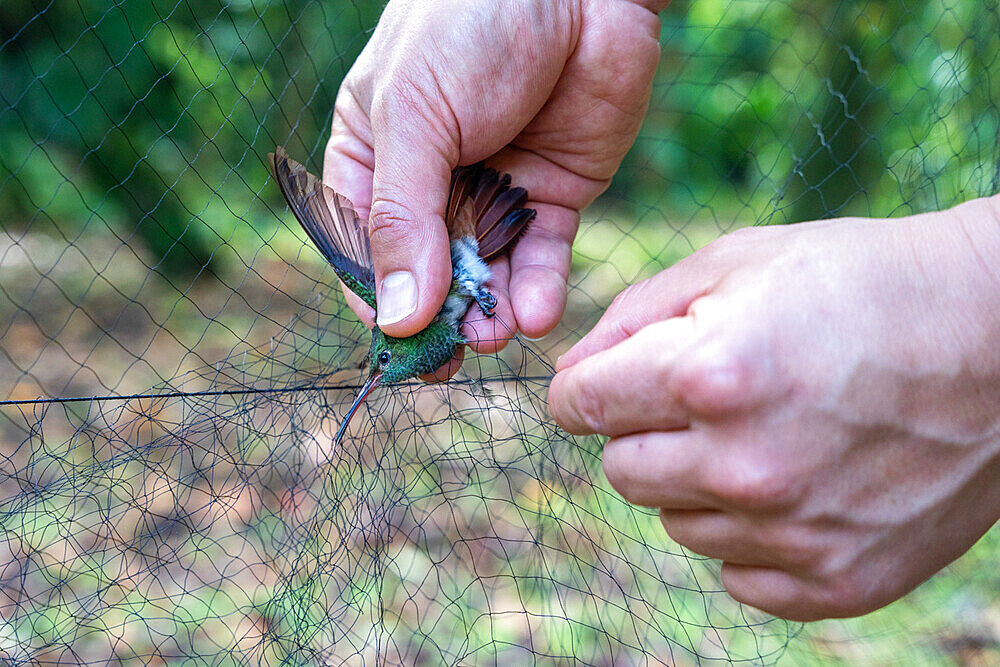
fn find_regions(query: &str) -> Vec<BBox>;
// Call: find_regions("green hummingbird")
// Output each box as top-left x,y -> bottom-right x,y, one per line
269,147 -> 535,444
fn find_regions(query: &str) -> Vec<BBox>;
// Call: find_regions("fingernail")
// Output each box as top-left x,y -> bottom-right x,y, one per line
376,271 -> 418,326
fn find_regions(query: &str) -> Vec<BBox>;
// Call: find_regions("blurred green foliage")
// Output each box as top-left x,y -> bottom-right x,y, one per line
616,0 -> 1000,225
1,0 -> 998,272
0,0 -> 381,276
2,2 -> 1000,663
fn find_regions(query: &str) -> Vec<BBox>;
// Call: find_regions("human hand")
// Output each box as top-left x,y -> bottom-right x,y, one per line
324,0 -> 666,377
549,197 -> 1000,620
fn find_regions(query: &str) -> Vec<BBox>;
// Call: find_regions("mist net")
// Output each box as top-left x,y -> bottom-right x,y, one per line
1,1 -> 999,664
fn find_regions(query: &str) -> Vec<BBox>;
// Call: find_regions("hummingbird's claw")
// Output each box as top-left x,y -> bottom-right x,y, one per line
474,289 -> 497,318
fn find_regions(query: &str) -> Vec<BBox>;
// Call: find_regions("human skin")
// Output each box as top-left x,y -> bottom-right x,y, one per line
323,0 -> 667,379
323,0 -> 1000,622
549,196 -> 1000,621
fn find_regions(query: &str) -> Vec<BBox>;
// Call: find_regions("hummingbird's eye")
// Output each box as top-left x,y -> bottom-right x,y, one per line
378,351 -> 391,367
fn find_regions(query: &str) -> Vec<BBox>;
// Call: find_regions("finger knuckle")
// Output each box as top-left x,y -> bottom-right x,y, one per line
572,372 -> 610,435
763,524 -> 824,569
815,573 -> 878,618
710,456 -> 799,511
607,281 -> 644,316
368,196 -> 418,247
721,564 -> 873,622
602,281 -> 661,342
720,566 -> 819,622
372,77 -> 456,148
671,345 -> 752,416
658,514 -> 698,549
719,566 -> 761,607
635,322 -> 682,379
373,77 -> 425,118
601,445 -> 626,493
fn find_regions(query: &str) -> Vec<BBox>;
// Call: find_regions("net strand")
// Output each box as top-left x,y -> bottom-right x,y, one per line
1,0 -> 998,664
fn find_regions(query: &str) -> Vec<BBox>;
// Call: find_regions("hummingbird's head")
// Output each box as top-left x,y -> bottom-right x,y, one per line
368,323 -> 462,383
366,326 -> 420,385
335,325 -> 459,445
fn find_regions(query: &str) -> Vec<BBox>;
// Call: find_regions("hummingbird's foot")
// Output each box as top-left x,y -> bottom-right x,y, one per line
474,288 -> 497,318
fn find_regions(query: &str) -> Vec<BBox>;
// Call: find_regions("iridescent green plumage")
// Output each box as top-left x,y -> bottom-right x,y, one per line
368,323 -> 464,384
269,146 -> 535,443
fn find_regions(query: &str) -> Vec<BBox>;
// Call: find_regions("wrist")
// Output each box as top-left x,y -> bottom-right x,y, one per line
870,199 -> 1000,443
938,195 -> 1000,438
950,194 -> 1000,288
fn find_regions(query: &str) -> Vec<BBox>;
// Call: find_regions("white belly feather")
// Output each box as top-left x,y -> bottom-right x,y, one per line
439,237 -> 492,325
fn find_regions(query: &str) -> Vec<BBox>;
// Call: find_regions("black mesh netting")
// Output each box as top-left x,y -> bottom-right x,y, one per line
1,0 -> 999,664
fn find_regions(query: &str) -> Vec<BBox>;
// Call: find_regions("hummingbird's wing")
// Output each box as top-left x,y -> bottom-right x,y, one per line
269,147 -> 377,310
446,164 -> 536,262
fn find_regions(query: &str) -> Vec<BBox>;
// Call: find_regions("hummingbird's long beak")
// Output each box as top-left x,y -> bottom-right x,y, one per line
335,369 -> 383,445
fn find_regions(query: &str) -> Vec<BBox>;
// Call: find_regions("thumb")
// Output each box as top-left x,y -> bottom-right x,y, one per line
368,86 -> 458,337
556,252 -> 723,371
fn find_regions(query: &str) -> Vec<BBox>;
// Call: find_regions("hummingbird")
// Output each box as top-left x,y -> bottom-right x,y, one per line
268,146 -> 535,444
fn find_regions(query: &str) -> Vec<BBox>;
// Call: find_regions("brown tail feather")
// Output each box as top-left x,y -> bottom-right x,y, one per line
446,167 -> 478,238
475,187 -> 528,242
446,163 -> 535,261
472,171 -> 511,218
477,208 -> 535,262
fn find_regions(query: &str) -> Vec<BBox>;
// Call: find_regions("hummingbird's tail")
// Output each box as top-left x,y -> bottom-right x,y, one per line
445,163 -> 536,262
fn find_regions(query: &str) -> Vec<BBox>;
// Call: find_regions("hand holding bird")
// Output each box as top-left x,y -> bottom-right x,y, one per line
269,147 -> 535,443
320,0 -> 664,354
